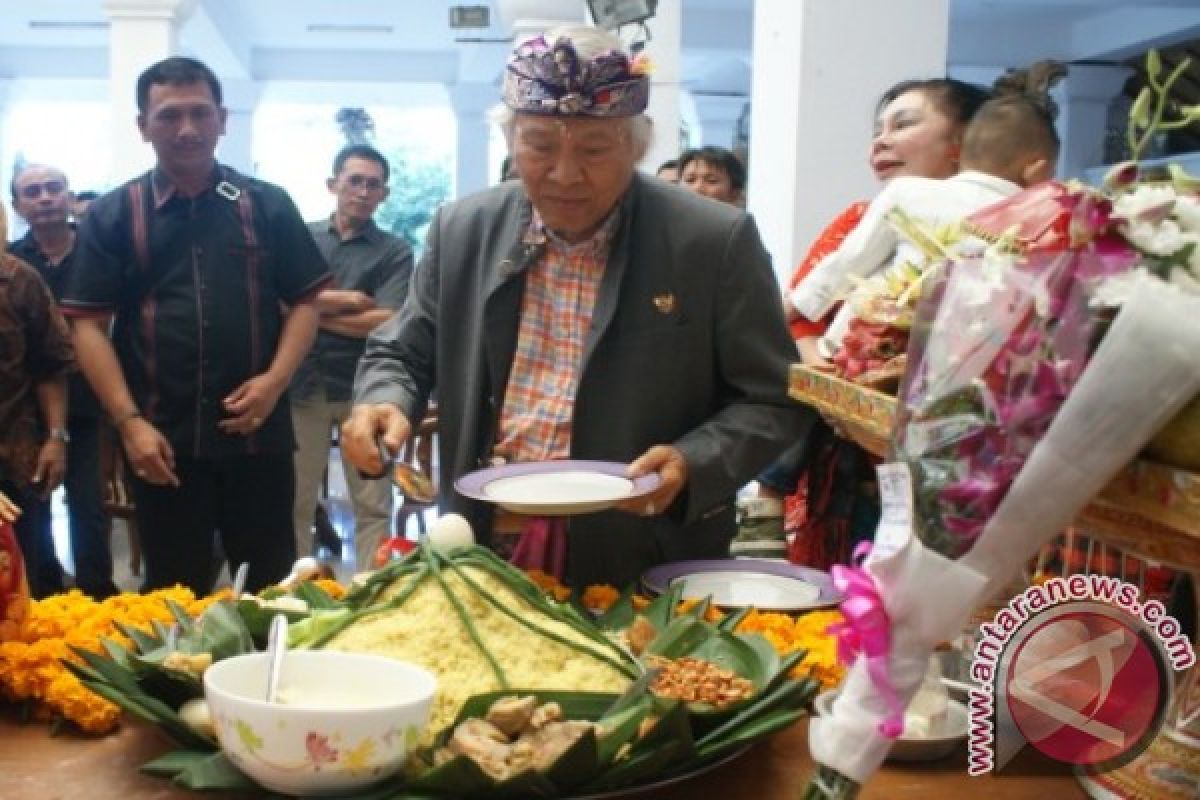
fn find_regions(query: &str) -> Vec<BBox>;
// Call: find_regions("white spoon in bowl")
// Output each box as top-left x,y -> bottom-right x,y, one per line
264,613 -> 289,703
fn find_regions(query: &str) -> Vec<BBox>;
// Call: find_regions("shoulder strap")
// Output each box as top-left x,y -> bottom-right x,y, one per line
127,181 -> 151,271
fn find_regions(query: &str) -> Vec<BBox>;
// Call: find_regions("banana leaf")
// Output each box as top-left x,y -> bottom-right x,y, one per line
642,616 -> 715,660
141,750 -> 258,791
541,726 -> 599,791
113,620 -> 161,657
573,697 -> 693,793
593,585 -> 637,631
626,697 -> 693,761
65,644 -> 215,750
236,597 -> 311,639
695,675 -> 818,755
716,606 -> 751,632
680,595 -> 713,622
694,707 -> 808,762
486,770 -> 559,799
639,582 -> 685,631
594,696 -> 654,766
690,632 -> 779,694
133,601 -> 255,674
408,756 -> 498,797
293,580 -> 344,610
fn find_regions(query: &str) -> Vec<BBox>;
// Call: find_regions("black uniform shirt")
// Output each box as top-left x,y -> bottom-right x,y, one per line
62,165 -> 331,457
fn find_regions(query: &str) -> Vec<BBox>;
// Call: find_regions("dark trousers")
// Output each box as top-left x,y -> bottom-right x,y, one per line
42,416 -> 115,598
129,453 -> 296,595
0,478 -> 60,598
757,418 -> 825,495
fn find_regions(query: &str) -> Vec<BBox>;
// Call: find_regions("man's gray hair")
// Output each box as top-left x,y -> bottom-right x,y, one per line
488,24 -> 653,157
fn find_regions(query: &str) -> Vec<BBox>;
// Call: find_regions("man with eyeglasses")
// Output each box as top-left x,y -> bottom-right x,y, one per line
340,27 -> 811,588
289,144 -> 413,566
9,164 -> 117,598
61,57 -> 332,594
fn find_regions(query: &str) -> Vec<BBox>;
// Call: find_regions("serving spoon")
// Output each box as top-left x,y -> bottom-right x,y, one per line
359,435 -> 435,503
264,613 -> 289,703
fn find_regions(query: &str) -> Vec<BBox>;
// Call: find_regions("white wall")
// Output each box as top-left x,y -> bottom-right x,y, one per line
747,0 -> 950,279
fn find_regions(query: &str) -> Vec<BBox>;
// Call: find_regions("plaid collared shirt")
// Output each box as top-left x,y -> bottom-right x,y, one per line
495,210 -> 618,462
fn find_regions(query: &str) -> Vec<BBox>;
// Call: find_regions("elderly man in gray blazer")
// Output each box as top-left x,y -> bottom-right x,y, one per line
342,25 -> 813,587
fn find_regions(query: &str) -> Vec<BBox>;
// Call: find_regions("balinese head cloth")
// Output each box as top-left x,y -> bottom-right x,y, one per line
502,34 -> 650,117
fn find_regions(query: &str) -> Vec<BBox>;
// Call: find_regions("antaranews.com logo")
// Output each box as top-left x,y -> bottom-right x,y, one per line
967,574 -> 1195,776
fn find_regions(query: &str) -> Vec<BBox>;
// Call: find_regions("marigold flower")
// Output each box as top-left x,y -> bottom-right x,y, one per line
0,584 -> 228,735
581,585 -> 620,612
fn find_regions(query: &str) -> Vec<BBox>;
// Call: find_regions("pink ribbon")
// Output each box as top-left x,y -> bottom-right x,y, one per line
827,542 -> 904,738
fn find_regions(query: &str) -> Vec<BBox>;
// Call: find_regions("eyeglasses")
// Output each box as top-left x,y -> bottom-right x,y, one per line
17,180 -> 67,200
344,175 -> 385,191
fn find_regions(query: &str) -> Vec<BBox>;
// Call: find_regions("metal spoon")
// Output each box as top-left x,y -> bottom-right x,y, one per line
264,613 -> 289,704
360,435 -> 435,503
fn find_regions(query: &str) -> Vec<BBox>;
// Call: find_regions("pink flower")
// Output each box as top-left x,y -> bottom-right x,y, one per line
305,732 -> 338,764
1103,161 -> 1139,190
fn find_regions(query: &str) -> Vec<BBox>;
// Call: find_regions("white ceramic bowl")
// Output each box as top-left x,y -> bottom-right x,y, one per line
813,690 -> 969,763
204,650 -> 436,796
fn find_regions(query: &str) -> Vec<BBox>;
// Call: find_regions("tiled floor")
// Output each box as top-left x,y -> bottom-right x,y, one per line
50,447 -> 433,593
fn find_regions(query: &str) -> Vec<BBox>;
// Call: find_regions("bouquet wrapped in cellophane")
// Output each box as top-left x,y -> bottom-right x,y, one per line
803,174 -> 1200,796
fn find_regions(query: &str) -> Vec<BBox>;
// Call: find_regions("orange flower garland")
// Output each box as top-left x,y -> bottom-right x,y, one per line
0,587 -> 226,734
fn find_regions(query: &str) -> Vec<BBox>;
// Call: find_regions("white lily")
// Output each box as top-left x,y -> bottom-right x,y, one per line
1112,184 -> 1177,225
1174,195 -> 1200,233
1123,219 -> 1195,257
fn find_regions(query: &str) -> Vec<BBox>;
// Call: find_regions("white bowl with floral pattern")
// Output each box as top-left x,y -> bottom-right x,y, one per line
204,650 -> 436,796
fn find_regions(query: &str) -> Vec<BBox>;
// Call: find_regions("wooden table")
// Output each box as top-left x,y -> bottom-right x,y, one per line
0,707 -> 1083,800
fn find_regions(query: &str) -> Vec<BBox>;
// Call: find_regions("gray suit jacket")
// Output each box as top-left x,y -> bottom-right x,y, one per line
355,174 -> 813,586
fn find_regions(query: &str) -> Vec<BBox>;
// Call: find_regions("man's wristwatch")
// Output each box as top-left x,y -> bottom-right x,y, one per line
48,427 -> 70,444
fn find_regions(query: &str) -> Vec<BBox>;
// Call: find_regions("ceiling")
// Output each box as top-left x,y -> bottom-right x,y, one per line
0,0 -> 1198,96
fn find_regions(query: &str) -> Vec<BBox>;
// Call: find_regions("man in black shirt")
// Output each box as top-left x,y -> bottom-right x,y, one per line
63,57 -> 331,594
9,163 -> 117,598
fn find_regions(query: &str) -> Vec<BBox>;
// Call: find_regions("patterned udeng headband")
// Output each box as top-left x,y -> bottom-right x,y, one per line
502,34 -> 650,117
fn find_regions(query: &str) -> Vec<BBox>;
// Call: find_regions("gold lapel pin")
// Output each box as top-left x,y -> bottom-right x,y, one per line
653,293 -> 676,314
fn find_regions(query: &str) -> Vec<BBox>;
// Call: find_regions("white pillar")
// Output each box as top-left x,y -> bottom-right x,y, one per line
104,0 -> 197,183
495,0 -> 587,45
638,0 -> 682,173
218,79 -> 258,175
449,83 -> 496,199
1054,65 -> 1131,180
747,0 -> 949,281
692,94 -> 745,150
0,78 -> 13,228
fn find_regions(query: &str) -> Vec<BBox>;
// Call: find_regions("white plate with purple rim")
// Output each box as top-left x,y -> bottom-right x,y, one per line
642,559 -> 842,612
454,460 -> 661,516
